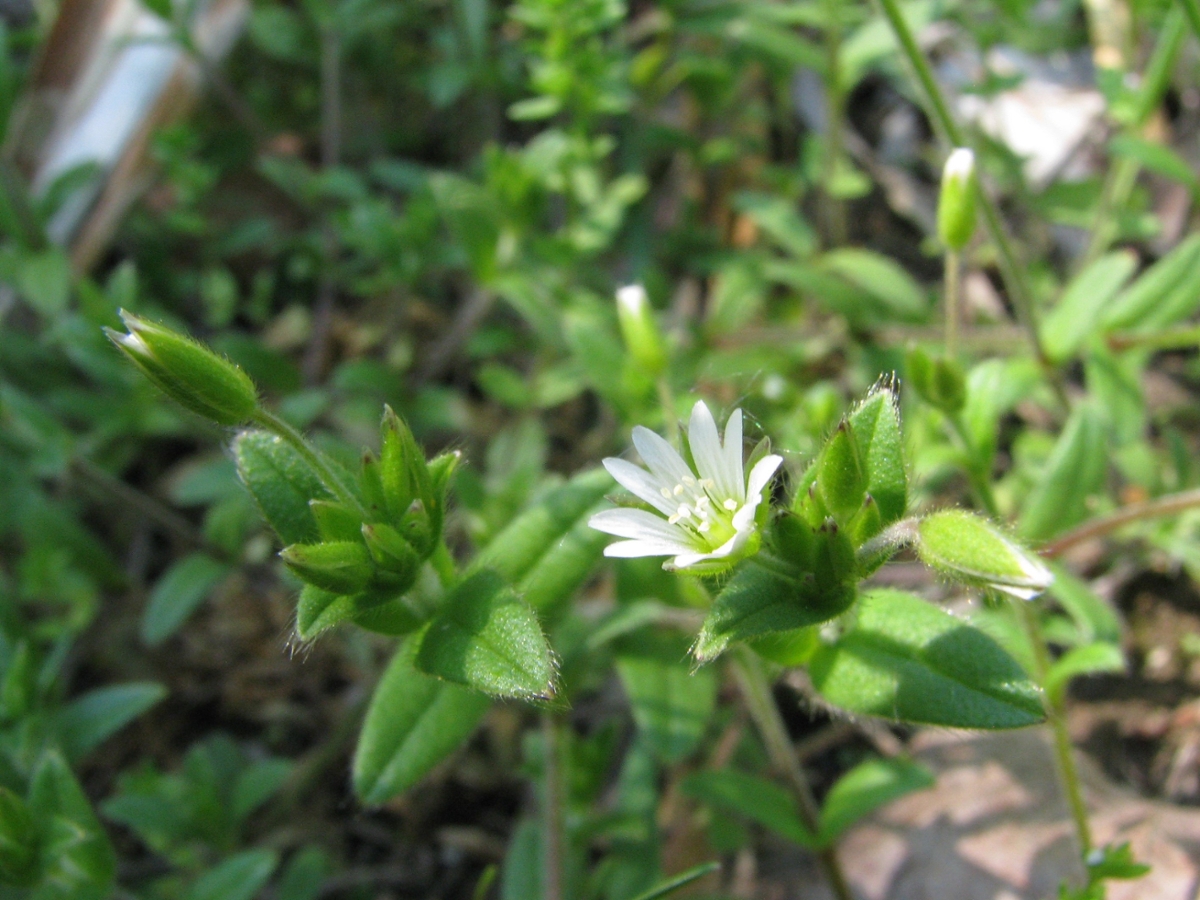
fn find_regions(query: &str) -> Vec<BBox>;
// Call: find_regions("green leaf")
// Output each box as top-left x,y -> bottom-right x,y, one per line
417,570 -> 556,700
1102,234 -> 1200,331
1045,642 -> 1125,705
615,649 -> 716,763
27,751 -> 116,900
1086,841 -> 1150,880
1109,135 -> 1199,193
517,519 -> 609,616
141,553 -> 231,645
275,847 -> 331,900
820,249 -> 929,322
472,468 -> 611,585
295,586 -> 422,641
234,430 -> 332,545
809,589 -> 1045,729
1047,564 -> 1121,645
353,639 -> 491,804
682,770 -> 815,847
0,787 -> 37,886
185,850 -> 278,900
847,385 -> 907,525
817,757 -> 933,845
54,682 -> 166,763
231,758 -> 292,822
1019,405 -> 1108,541
18,248 -> 72,315
694,560 -> 855,662
628,862 -> 721,900
1041,251 -> 1137,363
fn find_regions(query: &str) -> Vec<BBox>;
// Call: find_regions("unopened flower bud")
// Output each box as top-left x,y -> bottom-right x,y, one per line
281,541 -> 374,594
916,510 -> 1052,600
106,310 -> 258,425
616,284 -> 667,377
361,523 -> 420,583
937,148 -> 978,252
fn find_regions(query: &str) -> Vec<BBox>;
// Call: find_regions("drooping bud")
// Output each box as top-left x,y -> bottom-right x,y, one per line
937,148 -> 978,252
615,285 -> 667,377
916,510 -> 1053,599
106,310 -> 258,425
906,346 -> 966,413
281,541 -> 374,594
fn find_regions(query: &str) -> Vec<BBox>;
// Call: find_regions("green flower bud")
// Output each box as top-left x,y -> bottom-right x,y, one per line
380,406 -> 418,521
616,285 -> 667,377
906,346 -> 966,413
310,500 -> 364,541
916,510 -> 1053,600
772,513 -> 816,570
848,494 -> 883,546
361,523 -> 420,582
281,541 -> 374,594
816,421 -> 866,525
937,148 -> 978,252
359,451 -> 387,519
106,310 -> 258,425
0,787 -> 37,887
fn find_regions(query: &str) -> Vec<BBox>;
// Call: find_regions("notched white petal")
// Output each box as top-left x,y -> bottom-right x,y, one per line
602,457 -> 676,515
632,426 -> 692,484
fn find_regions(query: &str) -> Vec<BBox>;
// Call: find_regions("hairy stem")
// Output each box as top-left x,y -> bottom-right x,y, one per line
542,713 -> 564,900
870,0 -> 1049,373
944,249 -> 961,355
732,648 -> 854,900
1040,487 -> 1200,558
1015,600 -> 1092,856
821,0 -> 848,246
252,408 -> 367,518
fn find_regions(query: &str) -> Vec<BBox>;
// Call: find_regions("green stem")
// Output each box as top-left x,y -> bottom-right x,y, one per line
656,376 -> 678,444
821,0 -> 848,246
542,713 -> 564,900
1040,487 -> 1200,558
870,0 -> 1049,372
1179,0 -> 1200,39
732,648 -> 855,900
944,249 -> 961,356
945,414 -> 1001,519
1015,600 -> 1092,856
252,408 -> 368,518
1107,324 -> 1200,352
430,541 -> 458,587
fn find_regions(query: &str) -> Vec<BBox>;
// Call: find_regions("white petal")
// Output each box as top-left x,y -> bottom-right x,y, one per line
632,425 -> 693,486
588,508 -> 695,545
731,496 -> 760,531
722,408 -> 745,502
687,401 -> 730,498
745,454 -> 783,503
668,550 -> 713,569
602,458 -> 675,515
606,539 -> 694,558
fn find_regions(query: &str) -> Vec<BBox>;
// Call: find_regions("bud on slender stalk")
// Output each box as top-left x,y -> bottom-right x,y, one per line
615,284 -> 667,377
916,510 -> 1053,600
106,310 -> 258,425
937,148 -> 978,252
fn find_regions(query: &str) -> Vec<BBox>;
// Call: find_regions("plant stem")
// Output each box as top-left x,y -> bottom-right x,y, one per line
732,648 -> 855,900
870,0 -> 1050,373
945,414 -> 1001,519
656,376 -> 678,444
252,408 -> 368,518
943,249 -> 960,355
1040,487 -> 1200,558
1015,600 -> 1092,856
542,712 -> 564,900
1179,0 -> 1200,39
1107,324 -> 1200,352
820,0 -> 848,246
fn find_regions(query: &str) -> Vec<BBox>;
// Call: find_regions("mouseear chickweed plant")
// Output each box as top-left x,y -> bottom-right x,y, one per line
106,305 -> 1083,900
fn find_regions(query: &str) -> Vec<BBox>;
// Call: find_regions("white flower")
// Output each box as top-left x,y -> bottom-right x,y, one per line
589,401 -> 783,572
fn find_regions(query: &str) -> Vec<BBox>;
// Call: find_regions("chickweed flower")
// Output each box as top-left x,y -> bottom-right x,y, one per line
589,401 -> 782,573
